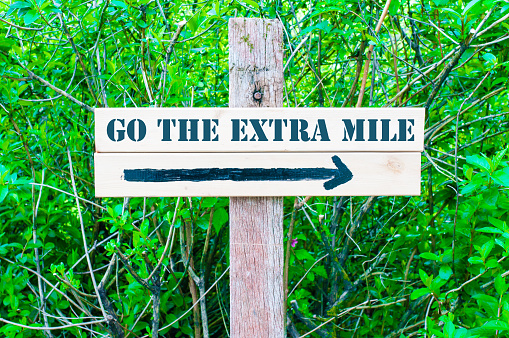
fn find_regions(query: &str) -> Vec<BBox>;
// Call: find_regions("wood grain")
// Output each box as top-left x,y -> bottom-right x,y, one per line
229,17 -> 285,337
95,107 -> 425,153
94,152 -> 421,197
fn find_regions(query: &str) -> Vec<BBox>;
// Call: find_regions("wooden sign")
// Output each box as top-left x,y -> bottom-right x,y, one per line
94,107 -> 424,197
95,107 -> 424,153
94,152 -> 420,197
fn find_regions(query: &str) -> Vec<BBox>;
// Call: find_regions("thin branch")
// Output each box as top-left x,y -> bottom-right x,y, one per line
19,64 -> 94,112
67,149 -> 108,318
0,17 -> 43,30
356,0 -> 392,107
0,318 -> 107,331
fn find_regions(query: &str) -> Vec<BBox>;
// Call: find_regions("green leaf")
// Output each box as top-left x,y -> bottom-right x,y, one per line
315,20 -> 333,33
410,288 -> 430,300
0,38 -> 15,52
309,6 -> 343,18
419,269 -> 432,287
23,9 -> 40,25
388,0 -> 401,15
0,186 -> 8,204
441,8 -> 462,18
313,266 -> 327,278
468,256 -> 484,264
444,320 -> 455,337
439,265 -> 453,280
493,149 -> 507,170
196,216 -> 209,230
477,227 -> 503,234
482,189 -> 499,207
488,217 -> 507,230
111,0 -> 128,9
420,252 -> 439,261
307,272 -> 315,281
461,174 -> 483,194
187,15 -> 198,32
495,275 -> 508,295
467,154 -> 491,172
493,168 -> 509,186
481,240 -> 495,258
482,320 -> 509,331
486,259 -> 498,268
10,1 -> 31,9
482,53 -> 497,64
212,207 -> 228,234
300,24 -> 320,35
201,197 -> 217,208
465,167 -> 473,180
430,276 -> 447,292
295,249 -> 314,262
462,0 -> 481,16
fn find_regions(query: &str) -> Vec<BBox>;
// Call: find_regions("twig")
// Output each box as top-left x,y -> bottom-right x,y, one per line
284,197 -> 311,301
147,266 -> 230,337
67,149 -> 108,319
0,318 -> 107,331
29,183 -> 106,210
146,197 -> 181,281
289,253 -> 329,297
342,40 -> 366,107
0,18 -> 43,30
291,301 -> 329,337
159,20 -> 187,106
19,65 -> 94,112
0,256 -> 91,315
299,300 -> 370,337
57,13 -> 98,104
356,0 -> 392,107
115,247 -> 152,290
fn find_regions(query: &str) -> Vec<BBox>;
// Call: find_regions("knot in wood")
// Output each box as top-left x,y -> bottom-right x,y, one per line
253,91 -> 262,100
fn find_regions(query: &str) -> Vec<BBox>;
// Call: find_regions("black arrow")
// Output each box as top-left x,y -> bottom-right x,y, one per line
123,155 -> 353,190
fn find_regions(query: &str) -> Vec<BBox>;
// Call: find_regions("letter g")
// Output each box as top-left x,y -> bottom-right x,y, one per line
107,119 -> 125,142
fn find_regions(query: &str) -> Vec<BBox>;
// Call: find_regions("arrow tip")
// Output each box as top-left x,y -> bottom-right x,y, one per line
324,156 -> 353,190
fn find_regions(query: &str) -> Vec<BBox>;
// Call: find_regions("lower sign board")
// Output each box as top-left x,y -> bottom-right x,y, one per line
95,152 -> 421,197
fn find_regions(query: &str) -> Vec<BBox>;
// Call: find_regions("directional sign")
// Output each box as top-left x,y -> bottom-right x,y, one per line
94,107 -> 424,197
95,107 -> 424,153
94,152 -> 421,197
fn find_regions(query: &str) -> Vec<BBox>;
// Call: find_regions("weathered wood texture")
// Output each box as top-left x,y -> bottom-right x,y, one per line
230,198 -> 284,336
95,107 -> 425,153
94,152 -> 421,197
229,18 -> 285,337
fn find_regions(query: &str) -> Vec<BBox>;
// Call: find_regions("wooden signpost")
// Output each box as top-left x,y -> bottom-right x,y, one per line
94,18 -> 424,337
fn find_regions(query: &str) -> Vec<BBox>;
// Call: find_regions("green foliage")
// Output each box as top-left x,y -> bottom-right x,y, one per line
0,0 -> 509,337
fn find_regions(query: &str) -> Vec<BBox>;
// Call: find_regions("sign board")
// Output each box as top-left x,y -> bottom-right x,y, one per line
95,107 -> 424,152
94,107 -> 425,197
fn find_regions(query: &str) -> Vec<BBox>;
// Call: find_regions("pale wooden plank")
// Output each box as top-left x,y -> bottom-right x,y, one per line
94,152 -> 421,197
95,107 -> 425,153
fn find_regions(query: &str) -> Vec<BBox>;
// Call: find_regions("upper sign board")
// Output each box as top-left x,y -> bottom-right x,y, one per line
95,108 -> 425,153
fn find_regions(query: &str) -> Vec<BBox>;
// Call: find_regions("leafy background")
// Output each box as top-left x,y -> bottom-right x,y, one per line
1,0 -> 509,337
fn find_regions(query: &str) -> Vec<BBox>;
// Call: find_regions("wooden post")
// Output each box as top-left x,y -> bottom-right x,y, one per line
228,18 -> 285,337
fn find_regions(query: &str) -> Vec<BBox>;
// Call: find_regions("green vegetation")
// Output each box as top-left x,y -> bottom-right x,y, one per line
1,0 -> 509,337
